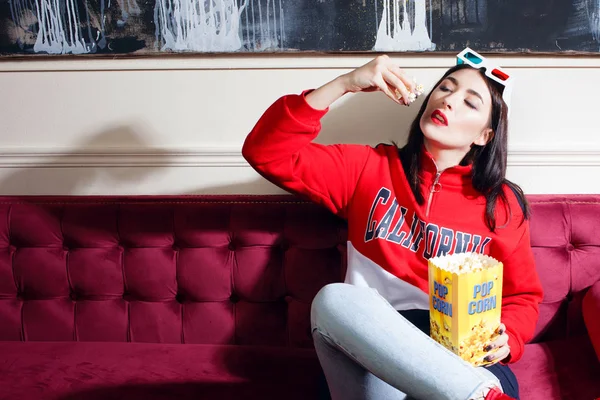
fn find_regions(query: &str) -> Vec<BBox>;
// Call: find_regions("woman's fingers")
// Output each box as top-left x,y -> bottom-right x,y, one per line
496,323 -> 506,335
373,75 -> 403,105
484,344 -> 510,364
346,55 -> 422,106
381,68 -> 411,105
486,332 -> 509,351
482,323 -> 510,364
389,64 -> 417,94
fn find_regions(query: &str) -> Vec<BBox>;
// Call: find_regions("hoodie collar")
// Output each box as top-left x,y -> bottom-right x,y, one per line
418,147 -> 473,188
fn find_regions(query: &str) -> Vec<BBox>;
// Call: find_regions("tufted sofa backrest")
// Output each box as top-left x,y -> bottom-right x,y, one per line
527,195 -> 600,342
0,196 -> 345,347
0,195 -> 598,346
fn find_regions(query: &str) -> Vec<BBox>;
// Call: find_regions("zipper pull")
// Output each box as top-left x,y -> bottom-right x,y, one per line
431,172 -> 442,193
426,172 -> 443,217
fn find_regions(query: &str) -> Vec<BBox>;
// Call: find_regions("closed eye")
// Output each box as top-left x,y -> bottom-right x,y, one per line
465,100 -> 477,109
439,85 -> 451,92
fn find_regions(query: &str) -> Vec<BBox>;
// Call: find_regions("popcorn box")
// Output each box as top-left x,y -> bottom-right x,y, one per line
428,252 -> 503,366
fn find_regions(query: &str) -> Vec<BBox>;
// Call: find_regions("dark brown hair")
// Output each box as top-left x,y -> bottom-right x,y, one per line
397,64 -> 529,232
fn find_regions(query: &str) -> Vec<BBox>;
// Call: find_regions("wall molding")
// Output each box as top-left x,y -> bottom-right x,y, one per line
508,149 -> 600,166
0,147 -> 243,168
0,146 -> 598,168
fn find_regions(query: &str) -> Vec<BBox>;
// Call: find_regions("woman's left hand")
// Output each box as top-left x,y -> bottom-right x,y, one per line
483,323 -> 510,364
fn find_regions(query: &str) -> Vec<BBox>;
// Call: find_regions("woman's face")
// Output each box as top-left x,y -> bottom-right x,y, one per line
420,68 -> 494,156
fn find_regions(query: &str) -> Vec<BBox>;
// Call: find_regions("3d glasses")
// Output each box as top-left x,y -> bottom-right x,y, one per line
456,47 -> 513,116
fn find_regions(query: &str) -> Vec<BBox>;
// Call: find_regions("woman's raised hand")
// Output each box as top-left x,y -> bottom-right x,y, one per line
340,55 -> 421,106
304,55 -> 424,111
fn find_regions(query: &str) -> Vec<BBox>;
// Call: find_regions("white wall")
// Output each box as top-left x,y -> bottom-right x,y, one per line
1,55 -> 599,195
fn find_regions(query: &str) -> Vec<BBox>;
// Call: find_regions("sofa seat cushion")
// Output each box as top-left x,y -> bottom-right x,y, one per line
0,342 -> 321,400
511,336 -> 600,400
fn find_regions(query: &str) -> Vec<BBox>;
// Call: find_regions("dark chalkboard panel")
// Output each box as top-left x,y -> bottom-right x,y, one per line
1,0 -> 599,57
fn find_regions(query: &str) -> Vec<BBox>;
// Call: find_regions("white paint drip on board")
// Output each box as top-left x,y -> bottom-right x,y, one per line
154,0 -> 284,52
250,0 -> 284,50
154,0 -> 248,52
587,0 -> 600,50
247,0 -> 284,50
8,0 -> 104,54
9,0 -> 37,33
33,0 -> 90,54
373,0 -> 435,51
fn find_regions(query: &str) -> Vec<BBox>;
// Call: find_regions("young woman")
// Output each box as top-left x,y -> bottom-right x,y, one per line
242,51 -> 543,400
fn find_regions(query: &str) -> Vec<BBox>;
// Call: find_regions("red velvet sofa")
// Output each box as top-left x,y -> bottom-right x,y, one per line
0,195 -> 598,400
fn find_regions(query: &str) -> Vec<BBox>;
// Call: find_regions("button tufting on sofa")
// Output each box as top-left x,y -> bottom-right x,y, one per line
0,195 -> 598,400
279,239 -> 289,251
229,293 -> 240,303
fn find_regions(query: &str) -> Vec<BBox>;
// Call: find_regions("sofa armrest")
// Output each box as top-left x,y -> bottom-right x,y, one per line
583,280 -> 600,361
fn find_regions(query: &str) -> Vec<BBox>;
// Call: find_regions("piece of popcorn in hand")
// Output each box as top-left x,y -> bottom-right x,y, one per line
415,83 -> 424,96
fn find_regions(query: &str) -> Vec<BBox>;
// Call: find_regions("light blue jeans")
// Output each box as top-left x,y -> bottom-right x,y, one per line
310,283 -> 502,400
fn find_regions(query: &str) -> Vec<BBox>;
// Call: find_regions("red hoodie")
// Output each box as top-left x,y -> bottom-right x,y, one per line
242,90 -> 543,364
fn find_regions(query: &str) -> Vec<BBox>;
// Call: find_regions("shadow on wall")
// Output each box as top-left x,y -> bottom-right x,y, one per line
314,89 -> 421,146
188,90 -> 423,195
0,124 -> 163,195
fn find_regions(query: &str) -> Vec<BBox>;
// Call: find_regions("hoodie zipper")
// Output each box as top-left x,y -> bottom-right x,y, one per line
426,171 -> 443,217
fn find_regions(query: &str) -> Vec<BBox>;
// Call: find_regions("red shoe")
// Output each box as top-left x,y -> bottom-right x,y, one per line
484,387 -> 516,400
